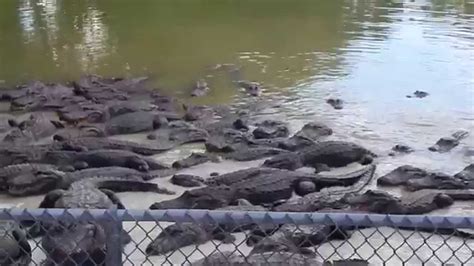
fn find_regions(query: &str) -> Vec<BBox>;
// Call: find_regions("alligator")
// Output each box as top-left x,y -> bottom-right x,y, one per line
192,251 -> 368,266
27,176 -> 174,240
40,149 -> 170,172
0,163 -> 59,189
152,166 -> 375,210
5,167 -> 176,197
146,199 -> 265,256
170,174 -> 205,187
326,98 -> 344,110
51,136 -> 172,155
3,113 -> 63,144
106,100 -> 159,118
293,122 -> 333,141
172,152 -> 220,169
388,144 -> 414,156
406,90 -> 429,98
57,102 -> 108,124
72,74 -> 150,99
235,80 -> 262,96
247,135 -> 316,152
263,141 -> 376,171
147,121 -> 210,148
53,124 -> 106,140
377,165 -> 431,186
274,164 -> 376,212
252,120 -> 290,139
40,221 -> 107,266
249,224 -> 350,255
190,79 -> 210,97
454,163 -> 474,180
429,130 -> 469,153
104,111 -> 167,135
343,189 -> 454,214
205,128 -> 250,153
0,144 -> 51,168
0,114 -> 14,133
0,221 -> 32,266
183,104 -> 215,122
219,147 -> 290,161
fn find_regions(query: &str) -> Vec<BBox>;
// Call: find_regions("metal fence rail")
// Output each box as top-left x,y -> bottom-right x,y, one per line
1,208 -> 473,265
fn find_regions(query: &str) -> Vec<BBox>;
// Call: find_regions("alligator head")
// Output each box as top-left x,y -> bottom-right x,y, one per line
343,190 -> 402,214
6,170 -> 66,196
41,222 -> 106,265
146,223 -> 217,256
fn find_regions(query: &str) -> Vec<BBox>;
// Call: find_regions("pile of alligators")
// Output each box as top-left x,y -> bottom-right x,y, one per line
0,74 -> 472,265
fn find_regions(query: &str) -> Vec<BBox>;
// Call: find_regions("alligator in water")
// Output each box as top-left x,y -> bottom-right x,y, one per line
428,130 -> 469,153
274,164 -> 376,212
151,166 -> 374,210
51,136 -> 173,155
146,199 -> 265,256
263,141 -> 376,171
0,221 -> 32,266
40,149 -> 170,172
4,166 -> 176,197
190,79 -> 210,97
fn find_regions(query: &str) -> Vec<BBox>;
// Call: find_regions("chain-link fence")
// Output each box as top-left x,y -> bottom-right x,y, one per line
1,208 -> 474,265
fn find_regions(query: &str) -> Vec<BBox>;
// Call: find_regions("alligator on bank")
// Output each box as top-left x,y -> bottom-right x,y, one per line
51,136 -> 173,155
4,166 -> 176,197
27,176 -> 174,241
40,149 -> 170,172
3,113 -> 63,144
146,199 -> 265,256
170,174 -> 205,187
343,189 -> 454,214
0,221 -> 32,266
104,111 -> 168,135
249,223 -> 350,255
263,141 -> 376,171
171,152 -> 220,169
192,251 -> 369,266
40,221 -> 108,266
0,163 -> 59,190
274,164 -> 376,212
252,120 -> 290,139
151,166 -> 374,210
377,164 -> 474,191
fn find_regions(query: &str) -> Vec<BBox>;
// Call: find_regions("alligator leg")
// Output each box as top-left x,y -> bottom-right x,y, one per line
97,180 -> 175,195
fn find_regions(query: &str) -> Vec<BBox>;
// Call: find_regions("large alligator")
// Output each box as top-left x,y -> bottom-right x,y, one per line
4,166 -> 176,196
274,164 -> 376,212
0,221 -> 32,266
151,166 -> 374,210
51,136 -> 173,155
104,111 -> 167,135
0,163 -> 59,190
40,149 -> 170,172
263,141 -> 376,171
27,176 -> 174,241
343,189 -> 454,214
172,152 -> 220,169
249,224 -> 350,255
192,251 -> 369,266
378,164 -> 474,191
0,144 -> 51,168
146,199 -> 265,256
3,113 -> 63,143
429,130 -> 469,153
40,221 -> 107,266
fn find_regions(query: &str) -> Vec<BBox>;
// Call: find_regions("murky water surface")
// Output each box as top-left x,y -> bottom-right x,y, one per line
0,0 -> 473,265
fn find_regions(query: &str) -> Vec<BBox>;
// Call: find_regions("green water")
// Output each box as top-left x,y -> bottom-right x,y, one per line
0,0 -> 473,172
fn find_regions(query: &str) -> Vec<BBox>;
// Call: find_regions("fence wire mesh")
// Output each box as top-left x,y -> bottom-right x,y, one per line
0,208 -> 473,265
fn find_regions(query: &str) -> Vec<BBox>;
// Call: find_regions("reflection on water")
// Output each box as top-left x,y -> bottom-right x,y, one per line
0,0 -> 473,173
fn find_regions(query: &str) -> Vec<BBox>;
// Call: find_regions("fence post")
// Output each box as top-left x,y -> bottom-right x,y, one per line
103,209 -> 123,266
